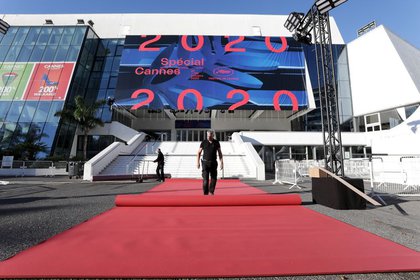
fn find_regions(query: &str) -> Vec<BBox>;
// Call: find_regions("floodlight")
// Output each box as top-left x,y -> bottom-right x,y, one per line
88,20 -> 94,27
0,19 -> 10,35
77,19 -> 85,24
45,19 -> 53,25
284,12 -> 304,32
293,31 -> 312,45
315,0 -> 348,15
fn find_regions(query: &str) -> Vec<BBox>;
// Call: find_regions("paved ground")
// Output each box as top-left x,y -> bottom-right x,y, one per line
0,176 -> 419,280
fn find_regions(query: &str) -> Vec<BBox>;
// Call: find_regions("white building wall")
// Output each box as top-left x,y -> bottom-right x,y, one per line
3,13 -> 344,43
347,25 -> 420,117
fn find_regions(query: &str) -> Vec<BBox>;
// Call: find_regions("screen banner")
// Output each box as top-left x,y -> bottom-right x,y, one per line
0,63 -> 34,100
23,62 -> 75,101
115,35 -> 309,111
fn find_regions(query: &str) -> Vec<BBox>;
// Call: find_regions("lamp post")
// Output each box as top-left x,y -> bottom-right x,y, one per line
0,19 -> 10,35
284,0 -> 348,176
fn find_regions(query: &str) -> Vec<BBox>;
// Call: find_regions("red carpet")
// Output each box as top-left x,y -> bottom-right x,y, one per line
116,194 -> 302,206
141,178 -> 267,195
0,179 -> 419,278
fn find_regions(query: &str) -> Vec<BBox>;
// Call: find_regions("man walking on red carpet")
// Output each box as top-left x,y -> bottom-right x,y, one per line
197,130 -> 223,195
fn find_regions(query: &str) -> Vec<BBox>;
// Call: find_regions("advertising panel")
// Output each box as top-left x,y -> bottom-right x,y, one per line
23,62 -> 75,101
0,63 -> 34,100
116,35 -> 308,111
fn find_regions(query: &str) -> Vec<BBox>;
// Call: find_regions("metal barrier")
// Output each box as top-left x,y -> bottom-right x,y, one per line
343,158 -> 370,179
370,156 -> 420,198
274,159 -> 323,189
274,156 -> 420,198
0,160 -> 69,177
130,160 -> 153,182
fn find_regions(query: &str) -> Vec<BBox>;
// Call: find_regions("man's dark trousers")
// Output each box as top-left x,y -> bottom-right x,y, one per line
156,163 -> 164,181
202,160 -> 217,195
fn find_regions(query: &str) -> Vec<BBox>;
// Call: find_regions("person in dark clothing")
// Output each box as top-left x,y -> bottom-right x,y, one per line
197,130 -> 223,195
153,148 -> 165,182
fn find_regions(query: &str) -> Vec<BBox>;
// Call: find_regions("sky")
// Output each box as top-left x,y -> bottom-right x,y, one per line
1,0 -> 419,48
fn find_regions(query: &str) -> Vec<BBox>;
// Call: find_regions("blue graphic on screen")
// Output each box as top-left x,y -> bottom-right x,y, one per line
115,36 -> 308,110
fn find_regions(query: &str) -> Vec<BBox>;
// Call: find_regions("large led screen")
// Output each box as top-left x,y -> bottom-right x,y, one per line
115,35 -> 308,111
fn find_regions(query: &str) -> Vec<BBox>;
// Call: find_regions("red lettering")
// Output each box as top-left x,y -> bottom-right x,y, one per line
273,90 -> 298,111
131,89 -> 155,110
139,35 -> 161,51
177,89 -> 203,110
265,36 -> 288,53
225,36 -> 246,52
181,35 -> 204,52
227,89 -> 249,110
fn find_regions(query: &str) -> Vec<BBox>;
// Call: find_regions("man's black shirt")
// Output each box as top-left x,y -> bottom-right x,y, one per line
200,139 -> 220,162
154,151 -> 164,165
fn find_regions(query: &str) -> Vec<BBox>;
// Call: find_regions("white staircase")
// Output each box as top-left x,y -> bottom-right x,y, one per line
99,141 -> 256,179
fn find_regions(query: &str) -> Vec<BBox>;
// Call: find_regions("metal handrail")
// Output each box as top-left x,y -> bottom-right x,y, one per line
125,135 -> 162,174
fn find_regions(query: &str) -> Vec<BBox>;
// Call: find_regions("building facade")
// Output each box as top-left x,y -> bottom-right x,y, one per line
0,14 -> 419,163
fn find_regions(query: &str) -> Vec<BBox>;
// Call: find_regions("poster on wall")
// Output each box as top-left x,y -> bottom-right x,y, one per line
0,63 -> 35,100
23,62 -> 75,101
115,35 -> 309,111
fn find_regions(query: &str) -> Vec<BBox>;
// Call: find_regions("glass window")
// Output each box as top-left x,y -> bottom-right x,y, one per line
95,107 -> 103,119
84,38 -> 93,54
40,122 -> 58,150
100,75 -> 109,89
54,45 -> 69,61
0,122 -> 4,142
96,41 -> 107,57
36,27 -> 53,45
108,76 -> 118,89
96,89 -> 106,100
103,56 -> 114,72
29,45 -> 46,61
66,45 -> 81,61
17,45 -> 33,62
116,45 -> 124,56
106,40 -> 118,56
12,27 -> 30,45
0,27 -> 18,45
86,29 -> 95,40
106,89 -> 115,99
71,27 -> 86,46
1,122 -> 16,149
24,27 -> 41,45
87,72 -> 101,89
47,101 -> 64,122
101,107 -> 112,122
0,45 -> 10,61
93,58 -> 104,71
32,102 -> 51,122
19,102 -> 38,122
79,68 -> 90,89
5,101 -> 24,122
79,47 -> 89,66
60,27 -> 75,45
48,27 -> 64,45
85,53 -> 95,70
42,45 -> 58,61
0,102 -> 11,121
111,56 -> 121,72
5,45 -> 22,62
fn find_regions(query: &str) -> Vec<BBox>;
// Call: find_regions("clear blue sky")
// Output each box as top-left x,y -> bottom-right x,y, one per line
1,0 -> 419,48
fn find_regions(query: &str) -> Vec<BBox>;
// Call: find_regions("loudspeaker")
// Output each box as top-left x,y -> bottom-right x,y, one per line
312,177 -> 366,210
